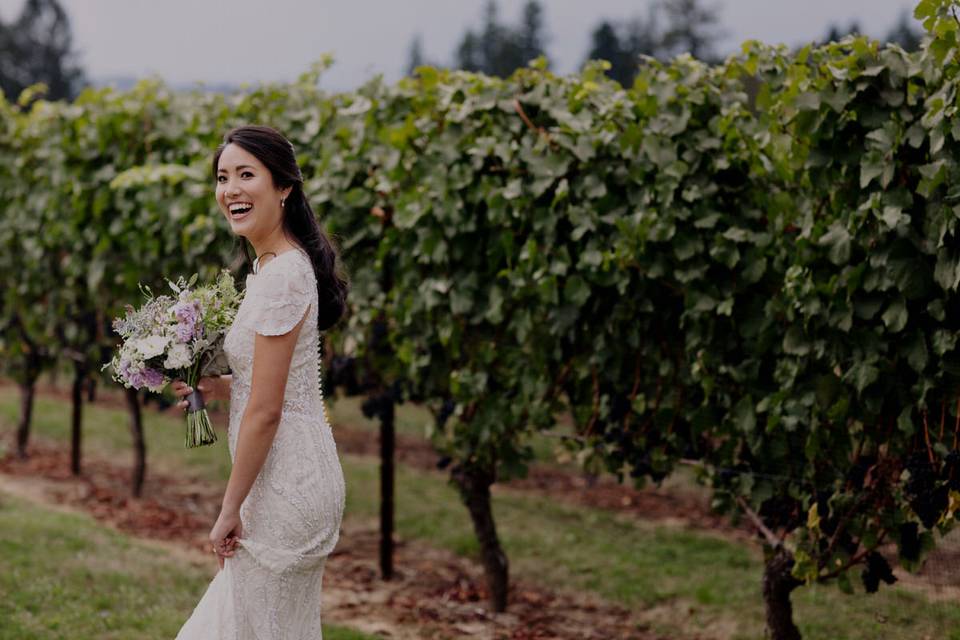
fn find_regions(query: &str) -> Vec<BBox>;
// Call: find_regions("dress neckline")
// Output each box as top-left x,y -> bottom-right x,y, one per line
251,247 -> 308,276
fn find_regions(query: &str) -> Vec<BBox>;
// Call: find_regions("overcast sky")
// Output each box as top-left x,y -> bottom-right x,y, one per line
0,0 -> 920,91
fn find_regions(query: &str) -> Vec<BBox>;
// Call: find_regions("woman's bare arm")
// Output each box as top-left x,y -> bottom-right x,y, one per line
220,309 -> 308,514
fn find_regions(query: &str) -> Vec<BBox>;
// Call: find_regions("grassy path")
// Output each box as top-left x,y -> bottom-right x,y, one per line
0,487 -> 378,640
2,384 -> 959,639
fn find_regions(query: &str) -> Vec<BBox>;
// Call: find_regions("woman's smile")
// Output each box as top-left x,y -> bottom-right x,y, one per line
228,201 -> 254,221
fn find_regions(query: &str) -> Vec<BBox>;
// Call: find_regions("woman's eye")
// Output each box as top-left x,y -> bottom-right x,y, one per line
217,175 -> 226,183
241,171 -> 253,178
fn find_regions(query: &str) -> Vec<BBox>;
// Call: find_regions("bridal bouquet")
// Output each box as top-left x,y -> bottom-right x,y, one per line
103,270 -> 241,448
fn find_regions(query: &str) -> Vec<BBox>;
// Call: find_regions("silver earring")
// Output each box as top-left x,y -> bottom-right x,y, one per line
281,197 -> 286,207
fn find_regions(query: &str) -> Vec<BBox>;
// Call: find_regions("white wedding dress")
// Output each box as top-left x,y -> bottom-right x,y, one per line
176,248 -> 346,640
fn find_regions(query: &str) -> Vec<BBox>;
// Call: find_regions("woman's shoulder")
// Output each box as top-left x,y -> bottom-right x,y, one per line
255,246 -> 311,276
240,249 -> 315,335
246,249 -> 315,304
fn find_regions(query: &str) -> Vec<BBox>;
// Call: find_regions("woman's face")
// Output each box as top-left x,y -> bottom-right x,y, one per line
215,143 -> 290,239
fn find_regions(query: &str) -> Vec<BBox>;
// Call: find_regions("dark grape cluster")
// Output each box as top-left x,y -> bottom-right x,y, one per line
846,454 -> 877,491
903,452 -> 950,529
899,522 -> 921,563
911,486 -> 949,529
327,355 -> 362,395
437,398 -> 455,430
602,423 -> 634,449
861,551 -> 897,593
361,391 -> 394,421
608,393 -> 631,423
628,452 -> 654,480
904,453 -> 935,495
628,459 -> 649,480
370,318 -> 388,349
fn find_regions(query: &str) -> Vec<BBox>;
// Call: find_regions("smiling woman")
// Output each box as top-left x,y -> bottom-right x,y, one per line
211,124 -> 350,333
171,125 -> 351,640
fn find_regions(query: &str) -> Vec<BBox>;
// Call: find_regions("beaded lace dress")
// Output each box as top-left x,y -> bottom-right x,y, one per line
176,247 -> 345,640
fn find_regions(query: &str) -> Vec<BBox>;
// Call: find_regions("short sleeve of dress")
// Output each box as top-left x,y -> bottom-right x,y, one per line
243,256 -> 313,336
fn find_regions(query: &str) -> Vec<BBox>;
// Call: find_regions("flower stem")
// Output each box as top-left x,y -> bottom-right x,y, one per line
185,407 -> 218,448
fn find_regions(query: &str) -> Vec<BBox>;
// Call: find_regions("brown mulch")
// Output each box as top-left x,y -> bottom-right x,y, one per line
1,379 -> 743,538
0,443 -> 220,550
0,440 -> 661,640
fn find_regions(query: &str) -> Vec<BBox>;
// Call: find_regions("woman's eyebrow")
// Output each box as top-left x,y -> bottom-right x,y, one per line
217,164 -> 255,173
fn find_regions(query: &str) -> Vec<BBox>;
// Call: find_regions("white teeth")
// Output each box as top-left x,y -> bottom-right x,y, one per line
229,203 -> 253,213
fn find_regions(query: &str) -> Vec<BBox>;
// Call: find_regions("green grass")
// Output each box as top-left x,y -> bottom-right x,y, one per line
3,384 -> 960,639
0,385 -> 235,482
326,390 -> 436,441
0,489 -> 379,640
326,390 -> 577,469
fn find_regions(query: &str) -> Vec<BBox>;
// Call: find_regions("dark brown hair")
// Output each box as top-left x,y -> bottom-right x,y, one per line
212,124 -> 348,331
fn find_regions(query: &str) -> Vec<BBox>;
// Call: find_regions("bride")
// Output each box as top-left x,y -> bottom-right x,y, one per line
171,125 -> 349,639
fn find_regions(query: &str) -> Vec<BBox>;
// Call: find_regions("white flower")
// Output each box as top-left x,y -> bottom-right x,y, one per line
133,335 -> 171,360
164,343 -> 192,370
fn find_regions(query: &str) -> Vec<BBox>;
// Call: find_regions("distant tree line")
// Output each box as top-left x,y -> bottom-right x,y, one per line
823,10 -> 923,51
0,0 -> 85,101
584,0 -> 726,85
0,0 -> 930,109
406,1 -> 926,88
407,0 -> 549,77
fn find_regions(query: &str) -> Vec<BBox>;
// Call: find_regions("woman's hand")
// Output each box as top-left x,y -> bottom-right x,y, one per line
171,375 -> 232,409
209,508 -> 243,570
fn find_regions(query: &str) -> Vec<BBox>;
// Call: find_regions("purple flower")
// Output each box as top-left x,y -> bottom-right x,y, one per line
175,321 -> 196,343
127,368 -> 145,389
172,300 -> 200,343
142,368 -> 165,389
118,359 -> 163,390
118,358 -> 146,388
173,299 -> 199,323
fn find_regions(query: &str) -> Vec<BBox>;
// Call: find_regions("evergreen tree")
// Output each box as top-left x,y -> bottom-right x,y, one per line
517,1 -> 548,68
406,34 -> 426,76
822,21 -> 862,44
658,0 -> 724,62
584,7 -> 661,86
587,21 -> 628,85
480,0 -> 507,75
0,0 -> 86,101
885,10 -> 923,51
584,0 -> 721,86
456,30 -> 483,72
452,0 -> 548,77
623,13 -> 660,61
